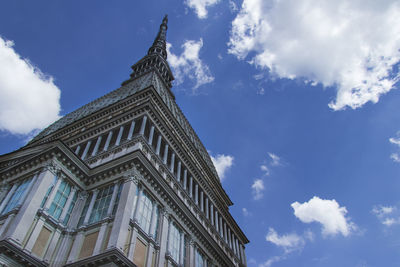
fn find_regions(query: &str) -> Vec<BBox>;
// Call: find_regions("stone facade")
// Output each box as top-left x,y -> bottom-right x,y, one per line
0,15 -> 248,267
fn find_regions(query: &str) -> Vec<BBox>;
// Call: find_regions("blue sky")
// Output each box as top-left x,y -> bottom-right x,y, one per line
1,1 -> 400,266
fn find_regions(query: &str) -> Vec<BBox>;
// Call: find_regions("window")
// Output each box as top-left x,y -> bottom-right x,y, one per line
195,249 -> 204,267
1,177 -> 32,214
168,223 -> 182,263
62,191 -> 78,225
40,175 -> 58,208
136,191 -> 154,234
88,184 -> 114,224
48,180 -> 72,220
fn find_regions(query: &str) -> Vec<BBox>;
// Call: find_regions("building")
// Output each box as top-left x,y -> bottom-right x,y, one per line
0,15 -> 249,267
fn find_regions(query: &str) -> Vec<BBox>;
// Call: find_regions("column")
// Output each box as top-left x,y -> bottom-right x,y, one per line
158,211 -> 170,267
155,135 -> 162,155
139,115 -> 147,135
132,187 -> 143,221
24,218 -> 45,251
179,232 -> 185,265
81,140 -> 92,159
205,197 -> 209,219
223,222 -> 228,243
210,204 -> 214,226
163,144 -> 169,164
148,125 -> 155,145
103,131 -> 113,151
115,125 -> 124,146
43,175 -> 62,210
83,189 -> 99,225
93,222 -> 108,255
228,228 -> 232,249
232,234 -> 237,255
69,192 -> 88,228
91,135 -> 102,156
107,176 -> 138,252
189,240 -> 195,267
106,182 -> 120,216
59,186 -> 77,222
149,203 -> 159,239
189,176 -> 193,198
44,228 -> 62,262
183,169 -> 188,190
195,184 -> 199,205
219,216 -> 223,237
215,211 -> 219,232
177,161 -> 181,182
53,234 -> 73,265
127,120 -> 136,140
0,184 -> 17,214
200,191 -> 204,212
236,238 -> 240,259
67,231 -> 85,263
74,145 -> 81,155
241,244 -> 247,265
170,152 -> 175,173
145,243 -> 155,267
127,227 -> 139,259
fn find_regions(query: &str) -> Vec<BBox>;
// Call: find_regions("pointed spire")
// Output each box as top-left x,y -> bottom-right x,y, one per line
122,15 -> 175,95
148,15 -> 168,60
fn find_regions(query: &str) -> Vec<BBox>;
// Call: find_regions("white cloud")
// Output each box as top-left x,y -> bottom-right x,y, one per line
291,196 -> 356,237
185,0 -> 220,19
372,205 -> 395,217
0,37 -> 61,135
266,228 -> 305,253
210,153 -> 234,181
268,152 -> 281,166
372,205 -> 400,227
251,179 -> 265,200
228,0 -> 400,110
167,39 -> 214,91
383,218 -> 398,226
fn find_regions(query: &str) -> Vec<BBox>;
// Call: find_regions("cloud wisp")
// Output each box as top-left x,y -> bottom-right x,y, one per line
210,153 -> 234,181
228,0 -> 400,110
372,205 -> 400,227
260,228 -> 313,267
389,132 -> 400,163
251,179 -> 265,200
0,37 -> 61,135
167,39 -> 214,92
185,0 -> 221,19
291,196 -> 356,237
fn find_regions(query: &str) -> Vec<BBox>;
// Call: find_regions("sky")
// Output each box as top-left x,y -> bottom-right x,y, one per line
1,0 -> 400,266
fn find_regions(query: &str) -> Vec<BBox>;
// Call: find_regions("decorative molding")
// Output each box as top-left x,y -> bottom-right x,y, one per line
124,166 -> 143,184
44,161 -> 61,176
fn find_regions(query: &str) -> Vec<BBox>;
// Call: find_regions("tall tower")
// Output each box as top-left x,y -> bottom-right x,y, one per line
0,16 -> 249,267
